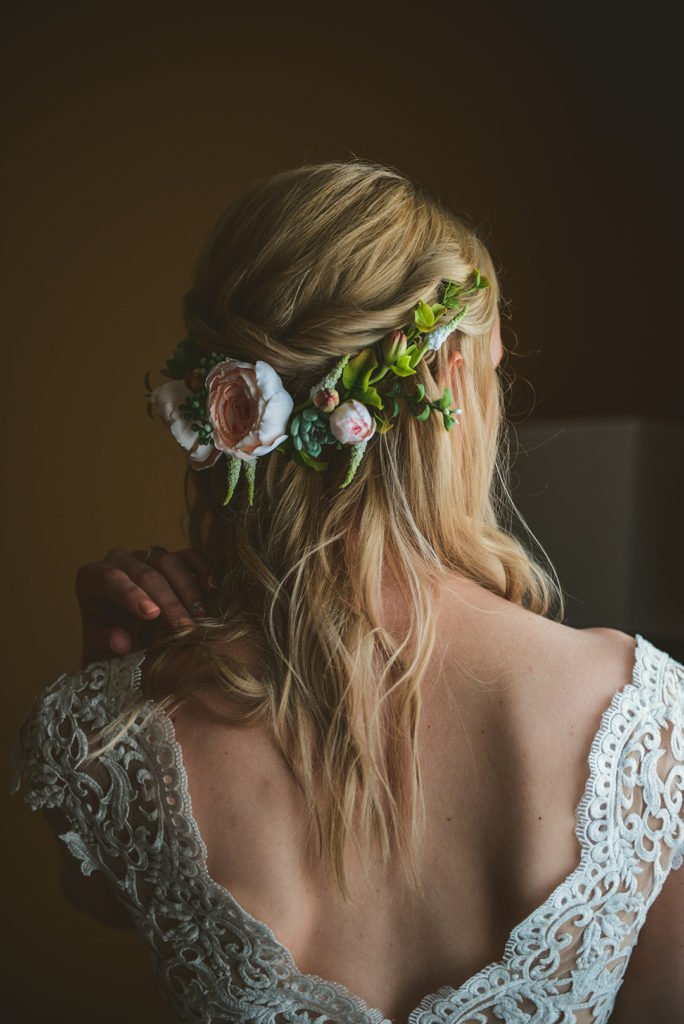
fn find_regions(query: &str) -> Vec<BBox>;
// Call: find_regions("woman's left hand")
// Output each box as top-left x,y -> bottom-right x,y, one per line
76,547 -> 211,665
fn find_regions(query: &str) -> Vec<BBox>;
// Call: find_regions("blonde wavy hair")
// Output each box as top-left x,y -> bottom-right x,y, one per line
141,162 -> 561,893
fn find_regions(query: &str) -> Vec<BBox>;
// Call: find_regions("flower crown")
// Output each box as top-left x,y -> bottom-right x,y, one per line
148,272 -> 489,504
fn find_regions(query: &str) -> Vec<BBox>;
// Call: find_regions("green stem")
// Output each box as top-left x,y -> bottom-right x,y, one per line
369,364 -> 391,384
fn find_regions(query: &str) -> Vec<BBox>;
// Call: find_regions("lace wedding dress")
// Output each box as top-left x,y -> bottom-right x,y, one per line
12,636 -> 683,1023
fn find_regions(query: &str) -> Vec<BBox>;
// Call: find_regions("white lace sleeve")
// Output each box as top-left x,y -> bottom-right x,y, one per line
10,639 -> 684,1024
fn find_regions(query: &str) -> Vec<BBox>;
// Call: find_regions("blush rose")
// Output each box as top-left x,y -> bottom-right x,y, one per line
329,400 -> 376,445
206,359 -> 293,462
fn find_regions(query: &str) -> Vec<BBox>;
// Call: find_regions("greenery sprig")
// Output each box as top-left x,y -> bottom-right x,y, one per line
148,272 -> 489,502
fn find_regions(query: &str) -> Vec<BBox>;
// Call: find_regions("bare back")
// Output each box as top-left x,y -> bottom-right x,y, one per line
171,577 -> 638,1021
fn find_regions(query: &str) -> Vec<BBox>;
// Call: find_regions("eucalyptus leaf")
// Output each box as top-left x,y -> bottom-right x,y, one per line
416,405 -> 431,421
414,383 -> 425,402
439,388 -> 453,409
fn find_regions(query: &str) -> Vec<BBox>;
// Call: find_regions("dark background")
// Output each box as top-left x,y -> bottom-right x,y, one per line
2,1 -> 681,1020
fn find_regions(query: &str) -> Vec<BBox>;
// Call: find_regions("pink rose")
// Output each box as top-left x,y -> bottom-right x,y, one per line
329,400 -> 376,445
206,359 -> 293,462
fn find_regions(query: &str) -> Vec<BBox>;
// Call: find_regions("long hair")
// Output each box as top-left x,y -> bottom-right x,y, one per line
141,162 -> 561,893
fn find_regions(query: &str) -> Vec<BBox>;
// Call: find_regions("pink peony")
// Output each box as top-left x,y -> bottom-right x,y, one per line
329,400 -> 376,445
205,358 -> 293,462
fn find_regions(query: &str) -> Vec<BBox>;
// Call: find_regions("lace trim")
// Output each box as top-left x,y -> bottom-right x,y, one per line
12,636 -> 684,1024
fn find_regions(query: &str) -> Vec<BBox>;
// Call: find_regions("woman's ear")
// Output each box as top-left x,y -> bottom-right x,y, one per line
439,348 -> 463,388
447,350 -> 464,374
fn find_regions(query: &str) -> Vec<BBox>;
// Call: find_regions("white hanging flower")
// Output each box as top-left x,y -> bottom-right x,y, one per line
426,314 -> 460,351
151,380 -> 218,467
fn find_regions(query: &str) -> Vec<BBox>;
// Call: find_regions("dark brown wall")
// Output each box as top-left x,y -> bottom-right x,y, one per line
3,2 -> 681,1019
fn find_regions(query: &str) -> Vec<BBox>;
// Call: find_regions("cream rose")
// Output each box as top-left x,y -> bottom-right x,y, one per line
206,358 -> 293,461
329,400 -> 376,445
151,379 -> 219,468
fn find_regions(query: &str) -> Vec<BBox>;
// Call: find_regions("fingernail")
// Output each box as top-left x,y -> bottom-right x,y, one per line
139,600 -> 159,616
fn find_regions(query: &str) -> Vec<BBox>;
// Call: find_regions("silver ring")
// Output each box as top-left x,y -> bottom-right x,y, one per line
144,544 -> 167,564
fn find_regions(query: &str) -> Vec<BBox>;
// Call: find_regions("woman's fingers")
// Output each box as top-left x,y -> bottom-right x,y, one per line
129,548 -> 208,621
107,626 -> 134,656
77,547 -> 209,628
81,623 -> 134,666
76,559 -> 163,621
177,549 -> 212,590
76,546 -> 214,666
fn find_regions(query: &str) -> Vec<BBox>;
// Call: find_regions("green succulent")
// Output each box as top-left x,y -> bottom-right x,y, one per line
290,407 -> 336,458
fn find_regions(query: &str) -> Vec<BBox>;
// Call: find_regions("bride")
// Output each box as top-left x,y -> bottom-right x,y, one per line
14,162 -> 683,1023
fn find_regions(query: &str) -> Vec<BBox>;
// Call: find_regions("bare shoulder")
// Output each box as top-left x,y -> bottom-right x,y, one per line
577,626 -> 639,691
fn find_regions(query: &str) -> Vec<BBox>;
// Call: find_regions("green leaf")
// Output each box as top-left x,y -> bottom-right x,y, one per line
414,300 -> 436,333
390,354 -> 417,378
359,385 -> 383,410
414,383 -> 425,402
389,397 -> 400,418
343,349 -> 378,391
442,280 -> 463,308
245,460 -> 256,505
439,388 -> 453,410
408,344 -> 425,369
223,457 -> 242,505
415,405 -> 431,421
162,337 -> 201,379
443,412 -> 455,430
375,417 -> 394,434
430,302 -> 446,320
296,449 -> 329,471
